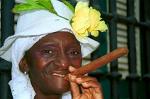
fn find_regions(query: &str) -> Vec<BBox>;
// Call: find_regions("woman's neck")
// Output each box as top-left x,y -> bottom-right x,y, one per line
34,94 -> 62,99
32,83 -> 62,99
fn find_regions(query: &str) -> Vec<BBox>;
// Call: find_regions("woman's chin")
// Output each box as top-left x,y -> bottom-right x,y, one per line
49,75 -> 70,94
57,78 -> 70,91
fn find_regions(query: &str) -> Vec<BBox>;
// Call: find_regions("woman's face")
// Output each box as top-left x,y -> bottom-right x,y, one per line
24,32 -> 82,95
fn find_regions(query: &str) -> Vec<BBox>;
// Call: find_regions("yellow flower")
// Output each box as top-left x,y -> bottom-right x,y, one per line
71,2 -> 90,38
71,2 -> 108,39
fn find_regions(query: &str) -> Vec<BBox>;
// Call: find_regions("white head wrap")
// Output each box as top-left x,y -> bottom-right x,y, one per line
0,0 -> 99,99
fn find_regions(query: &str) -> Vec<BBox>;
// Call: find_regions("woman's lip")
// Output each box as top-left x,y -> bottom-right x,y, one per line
52,72 -> 69,78
52,73 -> 65,78
52,71 -> 69,78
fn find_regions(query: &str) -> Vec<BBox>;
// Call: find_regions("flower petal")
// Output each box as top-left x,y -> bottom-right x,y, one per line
96,21 -> 108,32
75,2 -> 89,13
71,1 -> 108,40
91,31 -> 99,37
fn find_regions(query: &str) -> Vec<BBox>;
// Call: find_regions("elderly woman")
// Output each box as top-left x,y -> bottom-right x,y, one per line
0,0 -> 107,99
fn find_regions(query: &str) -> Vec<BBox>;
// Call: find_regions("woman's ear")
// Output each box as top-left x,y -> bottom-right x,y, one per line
19,56 -> 29,74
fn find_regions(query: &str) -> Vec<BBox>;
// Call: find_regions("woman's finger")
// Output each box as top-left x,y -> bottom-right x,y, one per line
69,74 -> 80,98
80,81 -> 103,99
81,80 -> 100,88
90,84 -> 104,99
69,66 -> 77,72
76,76 -> 97,84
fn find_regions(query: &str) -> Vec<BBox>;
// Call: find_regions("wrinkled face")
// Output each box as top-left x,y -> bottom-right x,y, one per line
24,32 -> 82,95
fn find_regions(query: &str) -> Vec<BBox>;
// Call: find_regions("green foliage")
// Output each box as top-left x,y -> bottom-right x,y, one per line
12,0 -> 73,14
37,0 -> 57,14
62,0 -> 74,12
12,3 -> 45,13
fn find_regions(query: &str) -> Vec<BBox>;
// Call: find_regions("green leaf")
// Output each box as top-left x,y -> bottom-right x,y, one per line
12,0 -> 73,16
12,3 -> 45,13
62,0 -> 74,12
37,0 -> 57,14
26,0 -> 38,3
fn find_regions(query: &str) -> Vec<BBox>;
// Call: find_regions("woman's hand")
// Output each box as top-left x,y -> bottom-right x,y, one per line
68,66 -> 103,99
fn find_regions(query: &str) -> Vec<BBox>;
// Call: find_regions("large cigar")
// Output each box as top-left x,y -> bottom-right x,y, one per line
70,47 -> 128,77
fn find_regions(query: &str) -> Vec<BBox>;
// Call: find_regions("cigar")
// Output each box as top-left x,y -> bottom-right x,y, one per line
68,47 -> 128,77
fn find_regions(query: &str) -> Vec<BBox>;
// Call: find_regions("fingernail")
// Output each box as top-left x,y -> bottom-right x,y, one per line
71,75 -> 76,81
76,78 -> 82,83
82,82 -> 88,86
69,74 -> 76,81
69,66 -> 76,72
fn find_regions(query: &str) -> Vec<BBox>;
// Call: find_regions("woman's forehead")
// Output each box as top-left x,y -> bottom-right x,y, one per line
31,31 -> 80,48
40,31 -> 78,42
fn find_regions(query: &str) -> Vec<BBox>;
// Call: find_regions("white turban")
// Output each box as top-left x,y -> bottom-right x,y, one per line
0,0 -> 99,99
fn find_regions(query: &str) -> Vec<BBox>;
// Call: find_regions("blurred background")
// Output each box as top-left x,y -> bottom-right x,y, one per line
0,0 -> 150,99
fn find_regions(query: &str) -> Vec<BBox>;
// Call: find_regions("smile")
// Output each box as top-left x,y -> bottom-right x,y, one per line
52,73 -> 66,78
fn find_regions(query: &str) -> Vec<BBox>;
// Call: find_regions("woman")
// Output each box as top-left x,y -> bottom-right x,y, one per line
19,31 -> 103,99
0,0 -> 107,99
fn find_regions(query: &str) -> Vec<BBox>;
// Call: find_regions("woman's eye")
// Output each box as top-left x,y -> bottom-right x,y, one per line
70,50 -> 81,56
44,50 -> 53,54
73,51 -> 79,55
42,50 -> 56,57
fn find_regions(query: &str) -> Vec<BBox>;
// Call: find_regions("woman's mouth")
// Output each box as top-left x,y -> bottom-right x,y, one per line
52,73 -> 66,78
52,70 -> 69,78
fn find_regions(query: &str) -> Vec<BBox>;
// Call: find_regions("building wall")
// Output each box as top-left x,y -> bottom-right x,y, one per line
114,0 -> 141,78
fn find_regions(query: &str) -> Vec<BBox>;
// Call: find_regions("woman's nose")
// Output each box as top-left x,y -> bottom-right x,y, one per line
54,54 -> 70,69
